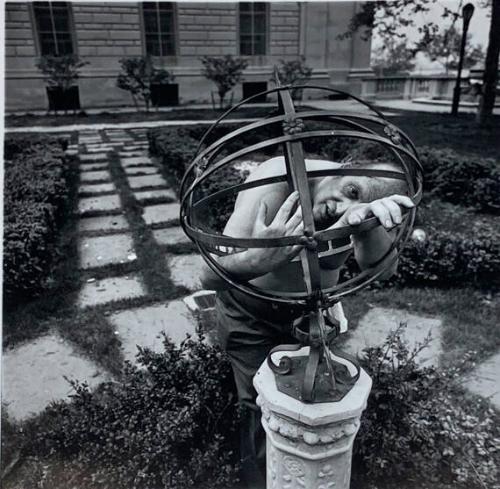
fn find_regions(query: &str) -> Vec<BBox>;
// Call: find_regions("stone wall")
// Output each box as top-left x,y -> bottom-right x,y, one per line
4,1 -> 372,111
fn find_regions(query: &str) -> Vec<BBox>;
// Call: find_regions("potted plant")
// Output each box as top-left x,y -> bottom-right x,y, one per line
36,55 -> 89,114
200,55 -> 248,110
274,56 -> 313,101
116,56 -> 176,111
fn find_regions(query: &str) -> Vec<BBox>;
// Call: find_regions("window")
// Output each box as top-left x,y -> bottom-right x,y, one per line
143,2 -> 176,56
239,2 -> 268,56
33,2 -> 74,55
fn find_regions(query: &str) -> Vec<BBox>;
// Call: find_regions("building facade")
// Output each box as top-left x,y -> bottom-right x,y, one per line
5,1 -> 372,112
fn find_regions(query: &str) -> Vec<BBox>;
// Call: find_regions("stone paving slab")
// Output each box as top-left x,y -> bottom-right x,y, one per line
80,170 -> 112,183
85,146 -> 114,153
344,307 -> 443,367
168,254 -> 204,291
79,153 -> 108,162
134,188 -> 176,204
78,194 -> 122,215
143,203 -> 180,226
121,156 -> 153,167
78,215 -> 129,233
119,151 -> 147,158
153,226 -> 191,246
80,162 -> 108,171
79,233 -> 136,269
124,166 -> 158,176
127,174 -> 167,189
110,300 -> 197,364
462,352 -> 500,409
78,182 -> 116,195
78,275 -> 146,308
3,334 -> 112,421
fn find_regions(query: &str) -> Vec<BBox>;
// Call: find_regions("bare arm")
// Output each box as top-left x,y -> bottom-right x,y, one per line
200,190 -> 304,290
328,195 -> 415,280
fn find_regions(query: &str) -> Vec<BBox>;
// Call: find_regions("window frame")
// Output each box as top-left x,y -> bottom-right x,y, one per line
238,2 -> 269,57
141,2 -> 178,58
31,1 -> 77,57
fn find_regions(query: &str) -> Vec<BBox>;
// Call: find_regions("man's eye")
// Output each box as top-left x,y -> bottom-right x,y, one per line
345,184 -> 359,199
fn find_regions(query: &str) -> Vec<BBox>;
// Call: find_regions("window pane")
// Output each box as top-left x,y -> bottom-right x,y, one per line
36,14 -> 53,32
159,2 -> 173,11
240,39 -> 252,55
239,2 -> 251,12
253,3 -> 267,12
58,39 -> 73,55
53,12 -> 70,31
253,14 -> 266,34
254,34 -> 266,55
143,2 -> 157,11
161,37 -> 175,56
240,14 -> 252,34
41,39 -> 56,55
143,10 -> 158,33
159,12 -> 173,33
146,37 -> 161,56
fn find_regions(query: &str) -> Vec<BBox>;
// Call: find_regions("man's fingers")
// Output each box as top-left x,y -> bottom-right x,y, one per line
384,199 -> 403,225
254,200 -> 268,231
346,205 -> 370,226
371,201 -> 392,228
388,195 -> 415,208
273,191 -> 299,225
286,204 -> 303,232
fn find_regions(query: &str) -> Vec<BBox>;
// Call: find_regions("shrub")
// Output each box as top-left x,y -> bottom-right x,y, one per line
36,54 -> 88,91
353,324 -> 499,488
418,146 -> 500,212
117,56 -> 175,112
26,333 -> 240,489
200,55 -> 248,109
3,136 -> 73,305
274,56 -> 313,100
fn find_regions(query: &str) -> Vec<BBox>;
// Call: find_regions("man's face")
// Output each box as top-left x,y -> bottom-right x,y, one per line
312,175 -> 372,227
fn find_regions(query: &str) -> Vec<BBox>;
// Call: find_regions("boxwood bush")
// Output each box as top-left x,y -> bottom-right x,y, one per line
3,135 -> 74,305
353,324 -> 499,488
24,333 -> 240,489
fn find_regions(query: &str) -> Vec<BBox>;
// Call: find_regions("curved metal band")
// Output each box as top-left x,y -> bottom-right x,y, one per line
181,129 -> 423,209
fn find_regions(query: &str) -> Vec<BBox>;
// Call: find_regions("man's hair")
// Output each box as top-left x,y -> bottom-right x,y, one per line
340,158 -> 408,202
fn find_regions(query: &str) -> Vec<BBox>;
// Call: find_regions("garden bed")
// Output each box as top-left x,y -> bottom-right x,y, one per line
5,106 -> 274,128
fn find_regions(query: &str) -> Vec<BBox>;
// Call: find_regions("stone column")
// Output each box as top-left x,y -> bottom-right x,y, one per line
254,347 -> 372,489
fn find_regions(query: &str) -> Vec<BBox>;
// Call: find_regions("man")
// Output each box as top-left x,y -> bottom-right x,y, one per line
200,156 -> 414,487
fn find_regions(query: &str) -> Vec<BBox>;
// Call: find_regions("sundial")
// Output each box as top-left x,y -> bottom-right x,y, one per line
180,71 -> 423,403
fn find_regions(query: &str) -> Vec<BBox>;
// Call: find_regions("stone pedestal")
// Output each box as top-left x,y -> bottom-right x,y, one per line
254,347 -> 372,489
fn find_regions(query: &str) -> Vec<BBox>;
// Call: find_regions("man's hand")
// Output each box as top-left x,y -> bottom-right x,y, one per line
246,191 -> 304,275
332,195 -> 415,230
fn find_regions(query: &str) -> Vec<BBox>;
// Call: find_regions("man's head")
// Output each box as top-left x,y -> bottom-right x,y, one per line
312,160 -> 407,226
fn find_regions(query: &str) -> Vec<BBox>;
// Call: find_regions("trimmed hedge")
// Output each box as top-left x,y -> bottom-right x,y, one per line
418,146 -> 500,212
148,125 -> 500,288
3,135 -> 73,305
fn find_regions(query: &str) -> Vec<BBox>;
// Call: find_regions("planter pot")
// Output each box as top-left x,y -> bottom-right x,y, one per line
151,83 -> 179,107
46,86 -> 81,112
242,82 -> 268,102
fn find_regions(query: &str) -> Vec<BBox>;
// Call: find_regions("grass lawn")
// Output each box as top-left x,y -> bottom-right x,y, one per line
387,110 -> 500,160
4,106 -> 272,127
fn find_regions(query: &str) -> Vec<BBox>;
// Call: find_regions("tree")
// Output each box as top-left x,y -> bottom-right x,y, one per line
273,57 -> 313,100
477,0 -> 500,126
426,26 -> 485,73
371,41 -> 416,76
200,55 -> 248,109
36,54 -> 89,92
339,0 -> 499,124
116,56 -> 174,112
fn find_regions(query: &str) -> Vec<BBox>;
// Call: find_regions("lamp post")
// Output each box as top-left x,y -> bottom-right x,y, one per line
451,3 -> 475,115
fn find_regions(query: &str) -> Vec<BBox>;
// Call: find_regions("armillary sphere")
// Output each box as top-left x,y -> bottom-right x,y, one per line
180,70 -> 423,403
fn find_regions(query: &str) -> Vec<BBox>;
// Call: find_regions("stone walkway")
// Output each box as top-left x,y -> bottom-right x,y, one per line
3,127 -> 499,422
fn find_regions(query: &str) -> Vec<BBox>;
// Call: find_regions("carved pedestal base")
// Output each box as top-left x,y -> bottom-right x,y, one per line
254,347 -> 372,489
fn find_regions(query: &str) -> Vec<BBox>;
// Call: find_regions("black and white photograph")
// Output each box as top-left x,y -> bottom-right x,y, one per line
2,1 -> 499,488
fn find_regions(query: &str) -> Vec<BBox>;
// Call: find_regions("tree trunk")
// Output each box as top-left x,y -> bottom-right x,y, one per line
476,0 -> 500,126
219,90 -> 226,110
